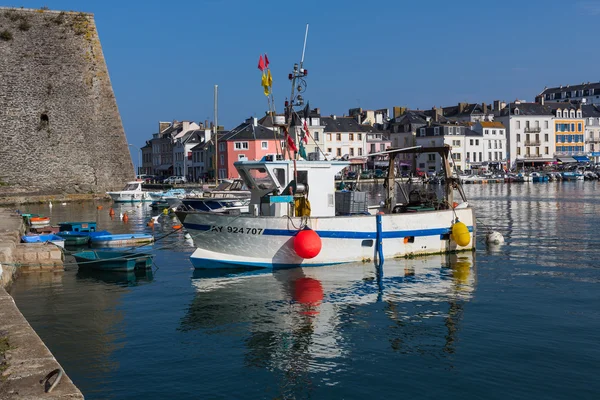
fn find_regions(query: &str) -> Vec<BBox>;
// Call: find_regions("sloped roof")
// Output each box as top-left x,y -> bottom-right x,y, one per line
480,121 -> 505,128
221,121 -> 278,141
321,116 -> 366,133
540,82 -> 600,95
582,104 -> 600,118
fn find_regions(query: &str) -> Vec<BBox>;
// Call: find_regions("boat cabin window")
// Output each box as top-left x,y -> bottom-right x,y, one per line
239,168 -> 277,190
274,168 -> 286,187
297,170 -> 308,186
123,183 -> 140,190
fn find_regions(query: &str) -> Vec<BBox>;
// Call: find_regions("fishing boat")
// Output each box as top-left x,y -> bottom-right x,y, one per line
73,250 -> 153,272
106,181 -> 154,203
90,233 -> 154,247
176,48 -> 475,270
21,234 -> 65,248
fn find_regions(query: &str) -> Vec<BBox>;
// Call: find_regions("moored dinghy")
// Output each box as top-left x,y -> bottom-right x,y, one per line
73,250 -> 153,272
90,233 -> 154,247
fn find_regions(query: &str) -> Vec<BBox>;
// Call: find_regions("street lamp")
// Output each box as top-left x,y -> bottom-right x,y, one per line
128,143 -> 141,176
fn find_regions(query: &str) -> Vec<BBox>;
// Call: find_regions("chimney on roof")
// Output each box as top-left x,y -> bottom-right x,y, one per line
210,122 -> 214,129
482,102 -> 488,114
493,100 -> 500,111
537,95 -> 544,105
331,114 -> 336,120
458,102 -> 467,114
501,101 -> 506,110
253,117 -> 258,126
182,121 -> 190,132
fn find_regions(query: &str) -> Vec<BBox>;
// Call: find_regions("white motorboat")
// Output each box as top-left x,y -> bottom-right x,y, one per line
107,181 -> 154,203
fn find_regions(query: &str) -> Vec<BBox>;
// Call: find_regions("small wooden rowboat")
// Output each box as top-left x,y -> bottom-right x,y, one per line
56,230 -> 111,246
72,250 -> 153,272
89,233 -> 154,247
28,216 -> 51,227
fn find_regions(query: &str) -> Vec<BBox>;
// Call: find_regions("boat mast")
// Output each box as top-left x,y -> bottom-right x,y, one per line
214,84 -> 218,183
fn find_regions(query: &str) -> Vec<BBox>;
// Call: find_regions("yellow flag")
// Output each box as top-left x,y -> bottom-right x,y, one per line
261,72 -> 270,96
267,69 -> 272,87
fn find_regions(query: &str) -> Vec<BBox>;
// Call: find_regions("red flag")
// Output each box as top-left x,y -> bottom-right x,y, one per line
264,53 -> 269,69
285,129 -> 298,152
303,119 -> 310,143
258,55 -> 265,71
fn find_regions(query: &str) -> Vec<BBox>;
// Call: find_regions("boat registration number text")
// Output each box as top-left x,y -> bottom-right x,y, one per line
210,226 -> 264,235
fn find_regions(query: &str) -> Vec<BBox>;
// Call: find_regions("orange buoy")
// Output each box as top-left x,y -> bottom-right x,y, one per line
172,224 -> 182,230
147,221 -> 154,228
293,228 -> 322,259
122,213 -> 129,222
452,202 -> 458,208
109,208 -> 115,216
97,205 -> 103,210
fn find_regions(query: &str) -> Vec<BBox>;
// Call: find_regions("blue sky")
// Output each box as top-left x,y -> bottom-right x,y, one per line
8,0 -> 600,167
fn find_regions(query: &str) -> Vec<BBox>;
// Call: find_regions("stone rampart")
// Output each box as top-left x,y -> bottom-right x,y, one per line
0,7 -> 134,196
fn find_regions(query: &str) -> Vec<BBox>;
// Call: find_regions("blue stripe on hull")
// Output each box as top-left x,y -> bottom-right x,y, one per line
183,223 -> 473,240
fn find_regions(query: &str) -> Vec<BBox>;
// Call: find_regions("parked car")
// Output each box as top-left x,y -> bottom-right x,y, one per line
164,176 -> 187,184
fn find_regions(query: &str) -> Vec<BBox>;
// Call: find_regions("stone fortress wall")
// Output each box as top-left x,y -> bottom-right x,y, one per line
0,7 -> 134,195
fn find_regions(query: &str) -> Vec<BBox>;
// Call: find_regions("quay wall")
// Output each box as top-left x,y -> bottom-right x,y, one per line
0,7 -> 134,197
0,208 -> 82,399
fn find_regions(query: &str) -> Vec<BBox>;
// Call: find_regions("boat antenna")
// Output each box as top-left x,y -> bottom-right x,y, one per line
300,24 -> 309,69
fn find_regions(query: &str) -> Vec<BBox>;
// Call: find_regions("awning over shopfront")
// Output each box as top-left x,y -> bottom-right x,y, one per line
516,158 -> 552,163
156,165 -> 173,171
573,155 -> 590,162
556,157 -> 577,163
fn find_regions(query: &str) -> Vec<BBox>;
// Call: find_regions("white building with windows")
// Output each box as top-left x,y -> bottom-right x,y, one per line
472,121 -> 507,169
583,104 -> 600,163
496,102 -> 555,169
539,82 -> 600,106
414,123 -> 483,173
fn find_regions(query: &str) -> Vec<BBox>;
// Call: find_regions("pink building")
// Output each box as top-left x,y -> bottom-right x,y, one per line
218,117 -> 283,179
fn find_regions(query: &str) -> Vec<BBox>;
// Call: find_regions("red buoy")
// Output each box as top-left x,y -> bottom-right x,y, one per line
293,228 -> 322,259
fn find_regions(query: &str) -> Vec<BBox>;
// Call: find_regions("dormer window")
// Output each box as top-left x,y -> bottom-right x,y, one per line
556,109 -> 562,118
577,110 -> 582,118
514,108 -> 520,115
434,127 -> 440,135
570,110 -> 575,118
420,128 -> 425,137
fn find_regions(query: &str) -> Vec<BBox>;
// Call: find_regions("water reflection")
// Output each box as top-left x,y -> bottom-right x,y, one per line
76,268 -> 154,286
181,253 -> 475,394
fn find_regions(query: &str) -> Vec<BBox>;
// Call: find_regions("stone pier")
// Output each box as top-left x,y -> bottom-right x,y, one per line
0,208 -> 83,399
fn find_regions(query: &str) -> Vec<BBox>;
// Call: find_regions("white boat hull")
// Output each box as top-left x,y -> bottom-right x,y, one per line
177,208 -> 475,269
107,191 -> 153,202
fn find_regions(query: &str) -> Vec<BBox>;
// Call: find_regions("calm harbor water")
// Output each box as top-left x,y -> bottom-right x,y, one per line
8,183 -> 600,399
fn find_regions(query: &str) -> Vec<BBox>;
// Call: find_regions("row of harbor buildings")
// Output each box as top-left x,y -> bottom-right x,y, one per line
136,81 -> 600,181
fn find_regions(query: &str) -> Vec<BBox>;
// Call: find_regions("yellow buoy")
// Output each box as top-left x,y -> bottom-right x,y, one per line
162,208 -> 169,215
451,221 -> 470,247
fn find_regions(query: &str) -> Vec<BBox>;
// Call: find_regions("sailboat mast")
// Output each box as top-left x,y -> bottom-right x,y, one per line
214,84 -> 218,182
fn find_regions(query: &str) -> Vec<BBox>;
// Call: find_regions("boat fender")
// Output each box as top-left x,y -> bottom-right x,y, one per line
109,208 -> 115,217
294,228 -> 322,259
485,231 -> 504,245
122,213 -> 129,222
451,220 -> 470,247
